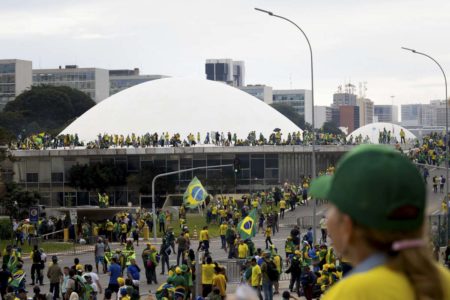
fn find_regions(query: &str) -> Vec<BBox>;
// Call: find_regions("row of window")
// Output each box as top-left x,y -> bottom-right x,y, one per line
33,72 -> 96,82
0,64 -> 15,74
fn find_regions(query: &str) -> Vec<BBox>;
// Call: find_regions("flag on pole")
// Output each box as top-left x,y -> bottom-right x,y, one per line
237,209 -> 257,240
183,177 -> 208,208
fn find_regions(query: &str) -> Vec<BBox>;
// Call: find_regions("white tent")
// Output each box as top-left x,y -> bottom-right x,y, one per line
61,77 -> 302,143
348,122 -> 416,144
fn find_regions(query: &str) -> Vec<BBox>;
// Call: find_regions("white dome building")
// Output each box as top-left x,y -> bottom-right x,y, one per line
348,122 -> 416,144
61,78 -> 302,143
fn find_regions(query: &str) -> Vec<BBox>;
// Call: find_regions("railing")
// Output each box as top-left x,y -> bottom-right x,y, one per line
214,259 -> 290,283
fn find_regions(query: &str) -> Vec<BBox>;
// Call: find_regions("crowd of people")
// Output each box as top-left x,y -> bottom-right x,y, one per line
10,130 -> 379,151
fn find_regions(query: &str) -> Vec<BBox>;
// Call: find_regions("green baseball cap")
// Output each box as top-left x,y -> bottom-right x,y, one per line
309,145 -> 425,231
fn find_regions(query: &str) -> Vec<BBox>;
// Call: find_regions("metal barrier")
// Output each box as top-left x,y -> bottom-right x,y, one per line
214,259 -> 291,283
297,216 -> 321,229
428,214 -> 449,247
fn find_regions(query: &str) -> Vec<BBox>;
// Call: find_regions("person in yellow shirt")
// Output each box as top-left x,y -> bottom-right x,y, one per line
219,222 -> 228,251
211,206 -> 218,225
197,226 -> 210,253
279,199 -> 286,219
202,256 -> 215,297
309,145 -> 450,300
250,258 -> 262,298
237,240 -> 249,259
212,266 -> 227,298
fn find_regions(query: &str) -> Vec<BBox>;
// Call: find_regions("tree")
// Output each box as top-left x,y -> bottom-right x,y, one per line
0,85 -> 95,135
270,103 -> 306,129
321,121 -> 343,135
68,162 -> 127,192
0,182 -> 40,219
127,165 -> 170,195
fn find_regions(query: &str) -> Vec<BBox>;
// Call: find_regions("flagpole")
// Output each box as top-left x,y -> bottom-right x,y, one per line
151,164 -> 233,242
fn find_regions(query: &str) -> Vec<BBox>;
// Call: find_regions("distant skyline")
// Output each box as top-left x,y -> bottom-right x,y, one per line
1,0 -> 449,107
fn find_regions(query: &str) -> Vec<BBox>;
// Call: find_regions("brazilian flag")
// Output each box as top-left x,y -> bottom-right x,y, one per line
237,209 -> 257,240
183,177 -> 208,208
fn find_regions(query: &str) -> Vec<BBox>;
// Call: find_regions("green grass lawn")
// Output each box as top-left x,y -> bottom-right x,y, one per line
0,240 -> 75,255
160,213 -> 221,239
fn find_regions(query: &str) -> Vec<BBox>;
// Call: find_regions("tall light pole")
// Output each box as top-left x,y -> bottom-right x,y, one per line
402,47 -> 449,242
255,8 -> 318,243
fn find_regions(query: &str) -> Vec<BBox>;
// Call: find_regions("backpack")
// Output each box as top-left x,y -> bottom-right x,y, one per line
32,250 -> 42,263
73,276 -> 86,298
266,261 -> 279,282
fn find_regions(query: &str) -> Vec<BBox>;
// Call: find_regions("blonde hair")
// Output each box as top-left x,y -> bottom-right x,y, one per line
355,225 -> 444,300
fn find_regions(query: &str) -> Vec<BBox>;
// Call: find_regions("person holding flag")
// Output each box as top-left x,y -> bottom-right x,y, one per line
237,209 -> 257,241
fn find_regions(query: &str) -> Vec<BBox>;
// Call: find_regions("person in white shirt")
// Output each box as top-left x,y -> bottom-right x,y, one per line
319,216 -> 328,244
84,265 -> 102,294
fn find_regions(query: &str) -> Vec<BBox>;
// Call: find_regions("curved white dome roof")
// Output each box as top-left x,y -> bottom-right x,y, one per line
61,78 -> 302,142
348,122 -> 416,144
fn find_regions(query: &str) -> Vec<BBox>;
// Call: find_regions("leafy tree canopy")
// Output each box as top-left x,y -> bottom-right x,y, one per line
0,85 -> 95,136
270,103 -> 306,130
321,121 -> 343,135
0,182 -> 39,219
68,162 -> 127,192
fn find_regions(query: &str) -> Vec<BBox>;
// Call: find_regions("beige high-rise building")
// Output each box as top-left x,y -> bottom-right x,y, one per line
0,59 -> 32,110
357,98 -> 374,126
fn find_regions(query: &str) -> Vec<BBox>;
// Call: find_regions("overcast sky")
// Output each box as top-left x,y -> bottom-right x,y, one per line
1,0 -> 449,107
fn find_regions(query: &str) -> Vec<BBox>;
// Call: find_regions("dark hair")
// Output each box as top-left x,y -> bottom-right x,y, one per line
282,291 -> 290,299
74,258 -> 79,264
69,269 -> 76,277
206,257 -> 212,264
104,289 -> 112,300
86,264 -> 93,272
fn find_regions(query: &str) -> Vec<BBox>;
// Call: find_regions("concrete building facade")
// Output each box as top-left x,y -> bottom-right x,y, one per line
109,68 -> 167,95
357,98 -> 374,126
0,59 -> 32,110
272,89 -> 313,124
374,105 -> 399,123
314,106 -> 332,128
239,85 -> 273,104
10,146 -> 348,208
205,59 -> 245,87
401,104 -> 423,127
33,65 -> 110,103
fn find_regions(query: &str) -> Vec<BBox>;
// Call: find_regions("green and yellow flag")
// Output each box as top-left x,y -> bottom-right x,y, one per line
237,209 -> 257,240
183,177 -> 208,209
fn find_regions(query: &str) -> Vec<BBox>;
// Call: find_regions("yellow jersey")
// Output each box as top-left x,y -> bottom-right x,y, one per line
199,229 -> 209,241
238,244 -> 249,259
323,264 -> 450,300
279,200 -> 286,209
202,263 -> 215,284
219,224 -> 228,236
251,265 -> 262,287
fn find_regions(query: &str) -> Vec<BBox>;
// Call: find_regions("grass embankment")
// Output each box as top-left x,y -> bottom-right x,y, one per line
0,241 -> 74,255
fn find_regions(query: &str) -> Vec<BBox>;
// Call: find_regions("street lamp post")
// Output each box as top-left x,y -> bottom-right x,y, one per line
402,47 -> 449,242
255,8 -> 318,243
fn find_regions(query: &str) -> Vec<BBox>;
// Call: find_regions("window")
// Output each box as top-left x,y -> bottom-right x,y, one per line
26,173 -> 39,183
51,172 -> 64,183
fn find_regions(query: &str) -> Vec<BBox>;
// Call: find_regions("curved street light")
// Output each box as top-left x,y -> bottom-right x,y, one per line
255,8 -> 318,243
402,47 -> 449,241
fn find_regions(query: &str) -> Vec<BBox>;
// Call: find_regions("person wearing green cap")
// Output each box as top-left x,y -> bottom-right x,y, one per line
309,145 -> 450,300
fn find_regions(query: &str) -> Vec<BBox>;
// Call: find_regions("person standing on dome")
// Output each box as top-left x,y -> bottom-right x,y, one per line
309,145 -> 450,300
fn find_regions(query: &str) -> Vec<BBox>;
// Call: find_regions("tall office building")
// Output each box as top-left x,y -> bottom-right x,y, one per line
239,84 -> 273,104
33,65 -> 110,103
333,92 -> 357,107
109,68 -> 167,95
272,89 -> 313,124
401,104 -> 423,126
332,106 -> 360,133
0,59 -> 32,110
205,59 -> 245,87
374,105 -> 398,123
314,106 -> 332,128
357,98 -> 374,126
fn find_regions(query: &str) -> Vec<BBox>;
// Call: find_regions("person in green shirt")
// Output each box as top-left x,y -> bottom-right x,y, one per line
158,211 -> 166,234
